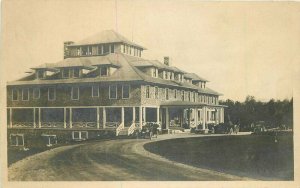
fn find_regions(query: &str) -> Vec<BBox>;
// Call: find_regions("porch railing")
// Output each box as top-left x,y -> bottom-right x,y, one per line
116,122 -> 124,136
105,122 -> 119,128
12,122 -> 34,128
72,122 -> 97,129
127,123 -> 136,135
41,122 -> 64,128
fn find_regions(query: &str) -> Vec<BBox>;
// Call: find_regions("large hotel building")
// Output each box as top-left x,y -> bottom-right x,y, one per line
7,30 -> 225,147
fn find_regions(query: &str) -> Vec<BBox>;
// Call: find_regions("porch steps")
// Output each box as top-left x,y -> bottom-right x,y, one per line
118,127 -> 130,136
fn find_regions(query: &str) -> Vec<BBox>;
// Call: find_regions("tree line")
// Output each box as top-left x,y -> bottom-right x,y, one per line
219,96 -> 293,130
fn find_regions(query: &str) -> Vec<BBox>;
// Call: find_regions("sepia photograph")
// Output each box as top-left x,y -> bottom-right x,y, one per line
0,0 -> 299,187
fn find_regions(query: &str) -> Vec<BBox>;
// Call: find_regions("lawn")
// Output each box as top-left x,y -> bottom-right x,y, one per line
144,134 -> 293,180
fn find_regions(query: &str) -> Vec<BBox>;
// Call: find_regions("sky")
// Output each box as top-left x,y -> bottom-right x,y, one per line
1,0 -> 300,102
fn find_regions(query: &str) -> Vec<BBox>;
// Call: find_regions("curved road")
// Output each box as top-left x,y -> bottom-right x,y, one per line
8,136 -> 252,181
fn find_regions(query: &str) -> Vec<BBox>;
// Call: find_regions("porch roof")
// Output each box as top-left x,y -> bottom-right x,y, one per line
160,101 -> 226,108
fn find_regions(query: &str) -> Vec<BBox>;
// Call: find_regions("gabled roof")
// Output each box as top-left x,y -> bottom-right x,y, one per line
184,73 -> 208,82
125,56 -> 185,73
68,30 -> 146,49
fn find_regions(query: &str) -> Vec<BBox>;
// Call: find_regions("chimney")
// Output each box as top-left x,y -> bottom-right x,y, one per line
164,56 -> 170,66
64,41 -> 74,59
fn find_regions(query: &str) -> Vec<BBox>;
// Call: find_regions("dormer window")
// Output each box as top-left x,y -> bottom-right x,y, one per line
62,69 -> 70,78
98,45 -> 103,55
163,71 -> 167,79
73,68 -> 80,78
100,67 -> 109,77
36,70 -> 45,79
152,68 -> 158,78
81,46 -> 88,56
110,45 -> 114,53
103,44 -> 109,54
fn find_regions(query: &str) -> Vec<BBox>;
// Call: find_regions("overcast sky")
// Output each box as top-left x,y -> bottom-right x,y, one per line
2,0 -> 299,102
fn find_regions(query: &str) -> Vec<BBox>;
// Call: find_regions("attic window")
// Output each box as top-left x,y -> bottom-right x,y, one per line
98,45 -> 103,55
73,68 -> 80,78
81,46 -> 88,56
103,44 -> 109,54
100,67 -> 108,77
37,70 -> 45,79
62,69 -> 70,78
110,44 -> 114,53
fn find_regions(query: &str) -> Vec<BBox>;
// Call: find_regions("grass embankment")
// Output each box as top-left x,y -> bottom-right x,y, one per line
144,134 -> 293,180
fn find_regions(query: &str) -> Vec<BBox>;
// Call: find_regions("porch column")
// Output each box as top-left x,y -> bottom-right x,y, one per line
9,108 -> 13,128
143,107 -> 146,123
194,108 -> 198,129
221,108 -> 224,123
33,108 -> 36,128
216,108 -> 219,124
38,108 -> 41,128
139,106 -> 143,128
97,107 -> 100,129
121,107 -> 124,125
156,107 -> 160,124
166,107 -> 170,130
63,108 -> 67,128
202,107 -> 206,130
69,108 -> 72,128
103,107 -> 106,129
188,108 -> 191,128
132,107 -> 136,123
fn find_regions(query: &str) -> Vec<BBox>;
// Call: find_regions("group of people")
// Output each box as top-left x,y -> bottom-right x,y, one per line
228,124 -> 240,134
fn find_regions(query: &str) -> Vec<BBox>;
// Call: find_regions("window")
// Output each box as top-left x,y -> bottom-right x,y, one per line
152,68 -> 158,78
188,91 -> 191,101
109,85 -> 117,99
22,88 -> 29,101
81,46 -> 88,56
71,87 -> 79,100
12,89 -> 18,101
10,134 -> 24,146
110,44 -> 114,53
33,88 -> 40,99
88,46 -> 92,55
92,86 -> 99,97
174,89 -> 177,99
163,71 -> 167,79
193,92 -> 196,102
165,88 -> 169,100
73,68 -> 80,78
146,85 -> 150,98
62,69 -> 70,78
37,70 -> 45,79
72,131 -> 88,140
155,87 -> 159,99
100,67 -> 108,76
121,44 -> 125,53
103,44 -> 109,54
122,85 -> 130,99
181,90 -> 185,101
77,48 -> 81,56
48,87 -> 56,101
98,45 -> 103,55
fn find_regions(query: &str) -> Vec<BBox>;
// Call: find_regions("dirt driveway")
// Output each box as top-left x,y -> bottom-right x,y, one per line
8,134 -> 252,181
